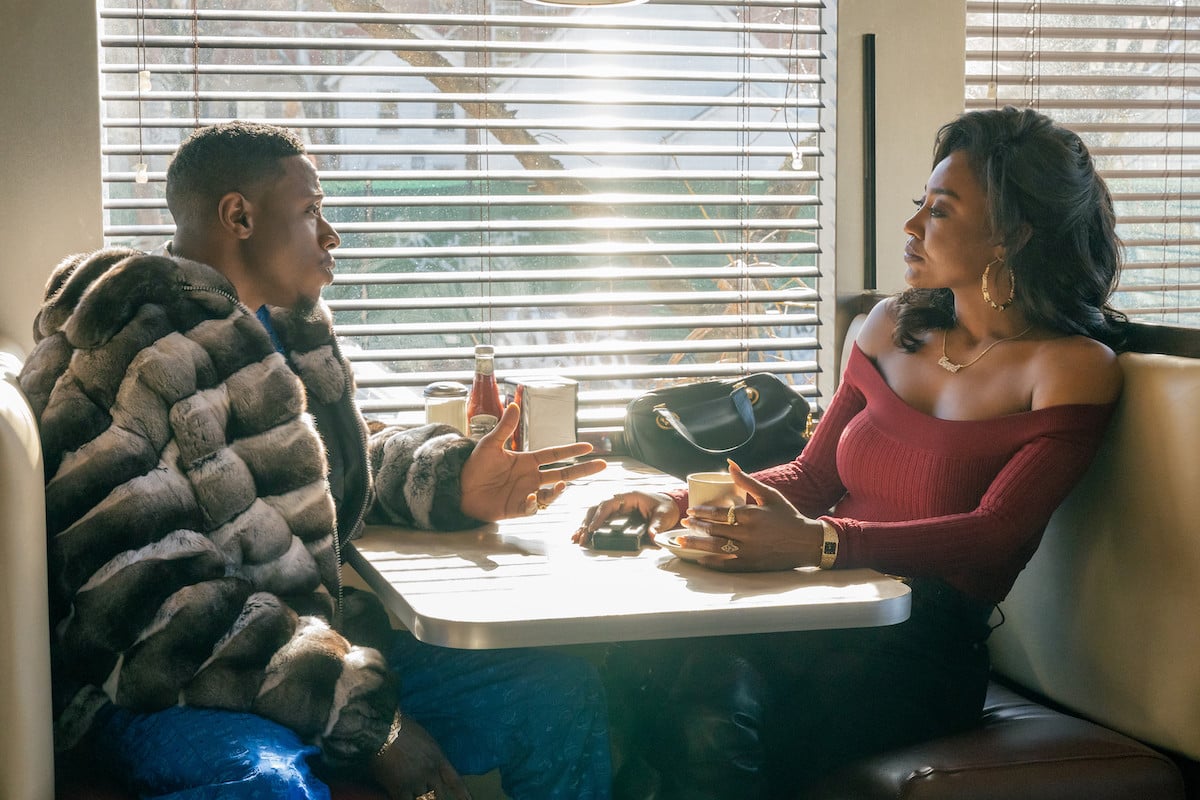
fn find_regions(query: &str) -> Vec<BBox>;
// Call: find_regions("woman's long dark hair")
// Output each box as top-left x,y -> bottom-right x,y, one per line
894,106 -> 1126,351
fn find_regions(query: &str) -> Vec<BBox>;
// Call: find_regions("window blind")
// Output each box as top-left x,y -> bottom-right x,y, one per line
965,0 -> 1198,328
97,0 -> 832,444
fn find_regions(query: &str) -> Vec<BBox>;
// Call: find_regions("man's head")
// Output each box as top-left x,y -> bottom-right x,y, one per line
166,121 -> 339,312
166,121 -> 306,224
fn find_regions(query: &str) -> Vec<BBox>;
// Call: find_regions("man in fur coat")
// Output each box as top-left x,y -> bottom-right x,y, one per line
19,121 -> 611,800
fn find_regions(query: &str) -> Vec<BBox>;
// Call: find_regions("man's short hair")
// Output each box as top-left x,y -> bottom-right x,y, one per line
166,121 -> 307,226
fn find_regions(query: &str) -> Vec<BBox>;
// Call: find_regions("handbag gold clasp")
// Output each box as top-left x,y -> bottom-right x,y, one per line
653,403 -> 673,430
731,380 -> 759,406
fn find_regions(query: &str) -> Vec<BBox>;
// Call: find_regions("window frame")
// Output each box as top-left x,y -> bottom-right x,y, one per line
95,0 -> 839,445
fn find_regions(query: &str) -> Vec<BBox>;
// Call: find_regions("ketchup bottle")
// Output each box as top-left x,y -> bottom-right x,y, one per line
467,344 -> 503,439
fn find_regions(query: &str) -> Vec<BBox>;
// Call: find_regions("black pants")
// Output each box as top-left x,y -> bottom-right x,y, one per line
603,578 -> 995,800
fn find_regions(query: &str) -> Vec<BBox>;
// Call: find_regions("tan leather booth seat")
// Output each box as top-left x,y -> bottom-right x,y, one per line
808,682 -> 1183,800
1,337 -> 55,800
808,325 -> 1198,800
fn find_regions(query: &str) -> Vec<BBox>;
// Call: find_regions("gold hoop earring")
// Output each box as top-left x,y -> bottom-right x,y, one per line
982,257 -> 1016,311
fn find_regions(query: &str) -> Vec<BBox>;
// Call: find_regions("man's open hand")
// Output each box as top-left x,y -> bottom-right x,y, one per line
459,404 -> 607,521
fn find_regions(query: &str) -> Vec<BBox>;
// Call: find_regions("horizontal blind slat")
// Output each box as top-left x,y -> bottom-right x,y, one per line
103,62 -> 820,86
354,360 -> 821,392
351,336 -> 819,365
101,34 -> 824,62
332,265 -> 820,284
965,1 -> 1192,15
326,287 -> 821,312
104,192 -> 822,208
336,312 -> 819,338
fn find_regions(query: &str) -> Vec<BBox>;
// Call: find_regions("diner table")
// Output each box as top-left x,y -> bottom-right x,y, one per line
346,457 -> 911,650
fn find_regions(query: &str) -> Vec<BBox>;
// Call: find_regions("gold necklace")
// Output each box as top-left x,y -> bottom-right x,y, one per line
938,325 -> 1033,374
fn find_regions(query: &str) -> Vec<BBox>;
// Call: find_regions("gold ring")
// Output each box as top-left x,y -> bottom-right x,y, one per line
416,792 -> 437,800
726,506 -> 738,525
720,539 -> 739,554
536,501 -> 550,511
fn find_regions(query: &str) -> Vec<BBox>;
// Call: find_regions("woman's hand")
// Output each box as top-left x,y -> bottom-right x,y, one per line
677,462 -> 822,571
572,490 -> 681,547
460,404 -> 607,522
369,716 -> 472,800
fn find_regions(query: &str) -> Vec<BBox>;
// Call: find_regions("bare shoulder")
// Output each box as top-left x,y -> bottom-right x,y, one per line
854,296 -> 901,359
1031,334 -> 1123,409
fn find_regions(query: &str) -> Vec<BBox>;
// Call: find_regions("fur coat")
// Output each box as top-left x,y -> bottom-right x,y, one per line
19,247 -> 480,766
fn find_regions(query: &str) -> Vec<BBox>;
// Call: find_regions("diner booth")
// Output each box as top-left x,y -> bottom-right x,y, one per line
2,1 -> 1198,799
5,319 -> 1199,800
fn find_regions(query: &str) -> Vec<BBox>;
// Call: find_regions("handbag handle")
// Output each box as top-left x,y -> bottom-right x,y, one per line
651,380 -> 757,455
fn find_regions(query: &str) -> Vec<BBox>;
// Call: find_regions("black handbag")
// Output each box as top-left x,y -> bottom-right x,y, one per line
623,373 -> 812,479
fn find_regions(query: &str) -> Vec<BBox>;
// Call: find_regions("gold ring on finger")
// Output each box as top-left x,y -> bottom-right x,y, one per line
726,506 -> 738,525
721,538 -> 739,554
416,792 -> 437,800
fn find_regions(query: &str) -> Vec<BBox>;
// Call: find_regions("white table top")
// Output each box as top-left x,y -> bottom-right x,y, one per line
347,458 -> 911,649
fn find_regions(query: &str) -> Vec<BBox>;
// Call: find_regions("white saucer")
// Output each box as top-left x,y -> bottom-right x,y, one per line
653,532 -> 712,563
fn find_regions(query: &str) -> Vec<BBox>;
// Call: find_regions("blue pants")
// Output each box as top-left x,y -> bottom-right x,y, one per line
83,632 -> 612,800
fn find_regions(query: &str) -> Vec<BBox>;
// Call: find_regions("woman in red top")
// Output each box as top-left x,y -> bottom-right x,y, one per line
576,106 -> 1125,800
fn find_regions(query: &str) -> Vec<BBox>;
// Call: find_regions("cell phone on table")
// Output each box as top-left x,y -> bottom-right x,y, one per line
590,509 -> 650,552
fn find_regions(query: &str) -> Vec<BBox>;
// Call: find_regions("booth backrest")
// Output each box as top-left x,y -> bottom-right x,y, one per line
990,347 -> 1200,762
0,336 -> 55,800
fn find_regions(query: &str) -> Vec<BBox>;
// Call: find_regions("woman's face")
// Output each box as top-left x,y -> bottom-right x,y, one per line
902,149 -> 1000,292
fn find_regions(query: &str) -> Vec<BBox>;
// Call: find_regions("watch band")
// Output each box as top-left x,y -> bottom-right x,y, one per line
818,519 -> 839,569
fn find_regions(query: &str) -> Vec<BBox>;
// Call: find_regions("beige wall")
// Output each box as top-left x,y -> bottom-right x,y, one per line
0,0 -> 103,354
832,0 -> 966,377
0,0 -> 966,368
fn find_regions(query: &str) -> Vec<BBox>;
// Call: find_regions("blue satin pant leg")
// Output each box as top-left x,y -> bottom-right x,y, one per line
83,631 -> 612,800
390,632 -> 613,800
88,703 -> 330,800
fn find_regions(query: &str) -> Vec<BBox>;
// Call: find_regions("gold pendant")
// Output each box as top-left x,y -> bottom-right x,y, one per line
937,356 -> 963,374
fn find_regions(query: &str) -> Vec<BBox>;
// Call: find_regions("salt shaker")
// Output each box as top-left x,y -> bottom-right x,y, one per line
423,381 -> 469,436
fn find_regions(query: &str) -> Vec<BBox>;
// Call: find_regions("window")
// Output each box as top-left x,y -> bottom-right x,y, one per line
965,0 -> 1199,328
98,0 -> 832,444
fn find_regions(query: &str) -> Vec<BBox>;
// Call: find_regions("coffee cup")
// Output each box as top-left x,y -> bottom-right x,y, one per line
687,471 -> 742,509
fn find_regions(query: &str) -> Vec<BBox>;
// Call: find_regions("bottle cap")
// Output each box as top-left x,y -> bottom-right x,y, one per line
423,380 -> 469,398
474,344 -> 494,356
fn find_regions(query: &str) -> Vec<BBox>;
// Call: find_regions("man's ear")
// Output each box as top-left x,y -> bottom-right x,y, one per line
217,192 -> 253,239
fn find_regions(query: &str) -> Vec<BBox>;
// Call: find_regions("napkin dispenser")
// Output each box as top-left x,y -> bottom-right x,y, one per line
500,376 -> 578,451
